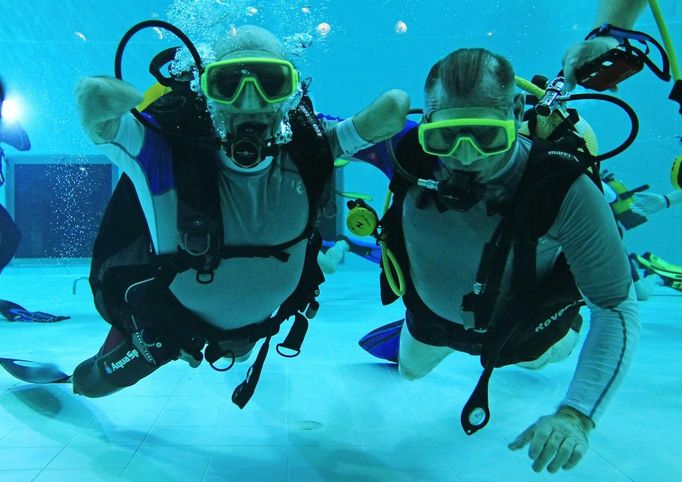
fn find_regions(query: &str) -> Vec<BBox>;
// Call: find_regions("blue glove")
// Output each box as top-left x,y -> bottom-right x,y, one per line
508,406 -> 594,473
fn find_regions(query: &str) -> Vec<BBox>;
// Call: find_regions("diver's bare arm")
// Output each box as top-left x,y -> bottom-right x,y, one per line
594,0 -> 647,29
352,89 -> 410,143
324,89 -> 410,158
76,76 -> 144,144
668,190 -> 682,208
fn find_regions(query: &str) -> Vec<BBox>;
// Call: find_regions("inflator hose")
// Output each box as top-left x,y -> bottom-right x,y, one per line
114,20 -> 206,137
565,92 -> 639,162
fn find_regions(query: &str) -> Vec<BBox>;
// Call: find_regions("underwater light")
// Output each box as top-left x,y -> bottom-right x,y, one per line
0,97 -> 22,123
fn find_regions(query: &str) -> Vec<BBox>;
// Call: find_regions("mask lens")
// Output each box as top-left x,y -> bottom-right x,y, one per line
253,63 -> 292,98
422,126 -> 458,155
208,65 -> 245,101
466,125 -> 508,153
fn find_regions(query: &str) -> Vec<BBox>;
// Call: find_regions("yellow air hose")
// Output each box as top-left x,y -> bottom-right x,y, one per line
380,190 -> 405,297
648,0 -> 681,82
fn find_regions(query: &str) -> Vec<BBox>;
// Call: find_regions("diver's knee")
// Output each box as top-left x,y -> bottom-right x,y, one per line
398,362 -> 427,381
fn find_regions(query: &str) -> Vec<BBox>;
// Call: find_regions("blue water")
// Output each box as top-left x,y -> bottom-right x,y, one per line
1,0 -> 680,256
0,1 -> 681,480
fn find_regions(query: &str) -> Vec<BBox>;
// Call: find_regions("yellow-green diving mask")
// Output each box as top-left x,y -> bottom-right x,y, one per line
200,57 -> 299,105
418,111 -> 516,157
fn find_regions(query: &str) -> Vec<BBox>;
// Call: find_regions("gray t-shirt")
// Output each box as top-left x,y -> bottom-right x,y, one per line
100,114 -> 312,330
169,155 -> 309,329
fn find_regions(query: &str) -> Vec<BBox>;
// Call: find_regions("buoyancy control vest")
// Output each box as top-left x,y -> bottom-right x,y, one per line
378,125 -> 601,434
88,82 -> 334,408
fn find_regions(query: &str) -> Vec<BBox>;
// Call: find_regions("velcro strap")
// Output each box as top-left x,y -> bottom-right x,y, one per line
211,317 -> 282,344
221,246 -> 290,262
220,229 -> 310,263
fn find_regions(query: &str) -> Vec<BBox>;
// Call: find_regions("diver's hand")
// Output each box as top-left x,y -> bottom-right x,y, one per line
508,406 -> 594,473
317,240 -> 350,274
562,36 -> 620,91
353,89 -> 410,143
631,192 -> 668,216
76,76 -> 143,143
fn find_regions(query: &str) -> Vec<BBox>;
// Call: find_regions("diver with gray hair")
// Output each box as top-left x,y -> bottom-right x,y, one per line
73,24 -> 409,404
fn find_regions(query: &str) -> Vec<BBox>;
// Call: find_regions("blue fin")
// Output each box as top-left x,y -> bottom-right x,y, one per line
358,319 -> 403,363
0,358 -> 71,384
0,299 -> 70,322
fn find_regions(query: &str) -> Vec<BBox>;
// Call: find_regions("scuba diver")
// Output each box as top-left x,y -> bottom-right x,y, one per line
0,81 -> 70,323
0,144 -> 22,277
73,25 -> 409,404
310,0 -> 664,277
631,185 -> 682,216
628,157 -> 682,294
358,48 -> 639,474
599,166 -> 682,299
0,80 -> 25,276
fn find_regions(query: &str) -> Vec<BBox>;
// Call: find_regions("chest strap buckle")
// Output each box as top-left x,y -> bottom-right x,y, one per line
181,232 -> 212,257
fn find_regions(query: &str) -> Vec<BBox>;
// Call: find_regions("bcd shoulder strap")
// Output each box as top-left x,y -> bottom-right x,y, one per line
461,131 -> 598,435
144,85 -> 223,282
286,94 -> 335,206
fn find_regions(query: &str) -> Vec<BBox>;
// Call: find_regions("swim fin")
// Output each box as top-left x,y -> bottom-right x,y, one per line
642,252 -> 682,274
633,253 -> 682,277
632,253 -> 682,291
0,358 -> 71,384
0,299 -> 70,322
358,319 -> 403,363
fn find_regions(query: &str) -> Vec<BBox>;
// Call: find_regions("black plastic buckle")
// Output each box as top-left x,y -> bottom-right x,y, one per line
275,313 -> 308,358
196,269 -> 214,284
182,232 -> 212,256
